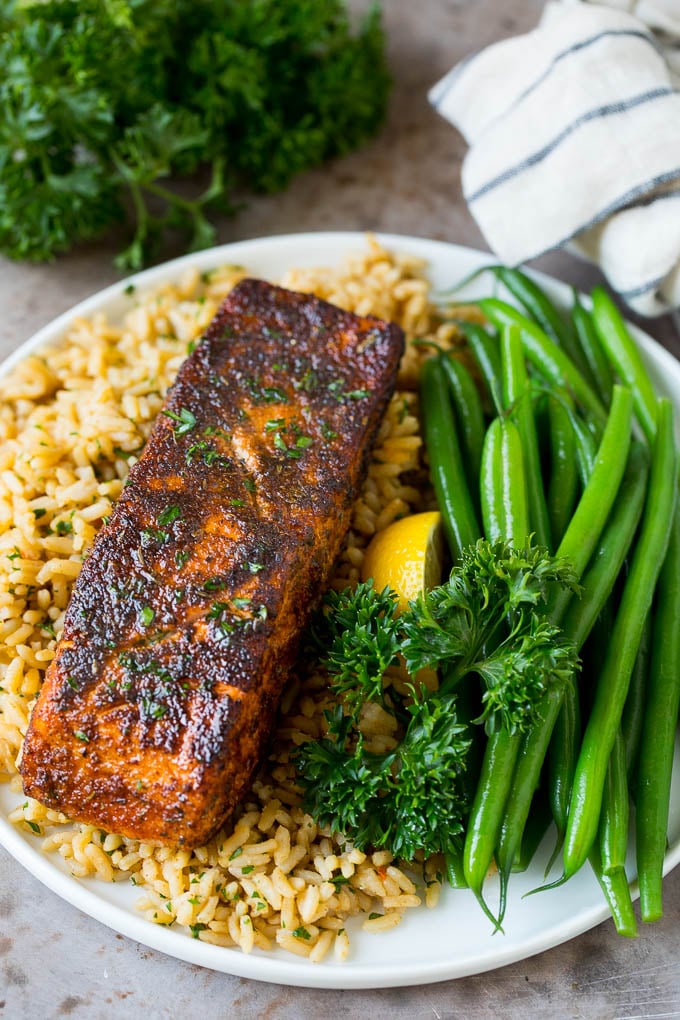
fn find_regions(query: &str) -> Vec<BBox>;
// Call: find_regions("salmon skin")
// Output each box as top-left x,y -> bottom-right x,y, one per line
20,279 -> 404,846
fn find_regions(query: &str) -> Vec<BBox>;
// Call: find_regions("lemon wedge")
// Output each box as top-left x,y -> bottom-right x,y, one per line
361,511 -> 444,612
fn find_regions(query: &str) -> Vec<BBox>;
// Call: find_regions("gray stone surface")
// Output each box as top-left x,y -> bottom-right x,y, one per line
2,1 -> 680,1017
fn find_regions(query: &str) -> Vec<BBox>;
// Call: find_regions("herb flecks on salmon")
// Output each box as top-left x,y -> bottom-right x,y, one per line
20,279 -> 404,846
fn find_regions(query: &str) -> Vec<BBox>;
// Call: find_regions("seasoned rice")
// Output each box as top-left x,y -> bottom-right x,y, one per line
0,237 -> 466,961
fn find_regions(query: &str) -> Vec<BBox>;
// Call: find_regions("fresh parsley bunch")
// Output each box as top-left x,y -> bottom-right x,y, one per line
295,539 -> 580,870
0,0 -> 390,268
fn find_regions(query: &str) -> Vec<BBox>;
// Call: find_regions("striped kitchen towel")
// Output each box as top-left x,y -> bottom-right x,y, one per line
429,1 -> 680,316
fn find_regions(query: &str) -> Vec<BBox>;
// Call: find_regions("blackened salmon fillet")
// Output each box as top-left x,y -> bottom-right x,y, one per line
20,279 -> 404,846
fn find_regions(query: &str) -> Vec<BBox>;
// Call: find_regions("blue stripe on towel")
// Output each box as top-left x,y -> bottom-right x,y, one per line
525,168 -> 680,261
619,275 -> 665,300
431,29 -> 660,121
467,87 -> 674,204
628,184 -> 680,211
512,30 -> 661,111
429,52 -> 480,109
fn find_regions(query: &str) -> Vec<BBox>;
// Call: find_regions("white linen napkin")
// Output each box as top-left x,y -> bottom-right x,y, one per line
429,1 -> 680,316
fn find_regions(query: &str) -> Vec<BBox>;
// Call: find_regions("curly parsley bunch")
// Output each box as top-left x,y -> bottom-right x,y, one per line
0,0 -> 389,268
295,540 -> 580,874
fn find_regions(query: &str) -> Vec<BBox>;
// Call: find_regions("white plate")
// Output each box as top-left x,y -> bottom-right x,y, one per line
1,232 -> 679,990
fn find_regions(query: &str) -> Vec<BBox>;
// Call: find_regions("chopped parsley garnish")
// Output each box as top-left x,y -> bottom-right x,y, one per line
243,478 -> 256,494
26,820 -> 41,834
292,926 -> 311,940
265,418 -> 286,432
232,597 -> 251,610
229,847 -> 243,861
327,380 -> 371,403
247,562 -> 264,574
243,376 -> 289,404
203,577 -> 227,592
320,422 -> 338,441
157,504 -> 182,526
41,618 -> 56,638
66,676 -> 80,691
261,385 -> 288,403
141,527 -> 169,545
271,424 -> 313,459
141,698 -> 167,721
73,730 -> 90,743
241,865 -> 254,875
203,426 -> 230,439
185,440 -> 229,468
207,601 -> 228,620
140,606 -> 155,627
113,446 -> 142,463
32,508 -> 47,519
295,367 -> 317,392
163,407 -> 197,436
175,549 -> 190,569
53,519 -> 73,535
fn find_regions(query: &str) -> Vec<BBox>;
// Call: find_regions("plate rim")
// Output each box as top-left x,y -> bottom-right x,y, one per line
1,230 -> 679,989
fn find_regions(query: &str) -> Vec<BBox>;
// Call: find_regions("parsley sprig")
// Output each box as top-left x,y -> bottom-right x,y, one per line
400,540 -> 580,734
295,539 -> 580,869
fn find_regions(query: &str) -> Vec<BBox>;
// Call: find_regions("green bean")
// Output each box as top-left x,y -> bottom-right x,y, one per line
590,285 -> 658,443
463,411 -> 528,927
589,730 -> 638,936
450,671 -> 484,813
563,398 -> 677,879
419,356 -> 481,560
441,354 -> 486,500
446,849 -> 468,889
500,324 -> 552,549
456,320 -> 503,415
588,843 -> 638,938
496,686 -> 563,922
571,292 -> 614,407
480,416 -> 529,546
511,791 -> 552,873
621,612 -> 651,783
547,393 -> 578,546
558,441 -> 649,649
636,506 -> 680,921
600,730 -> 629,876
569,411 -> 599,489
549,385 -> 633,623
580,601 -> 614,709
489,265 -> 595,383
479,298 -> 607,425
547,678 -> 579,846
463,725 -> 522,928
